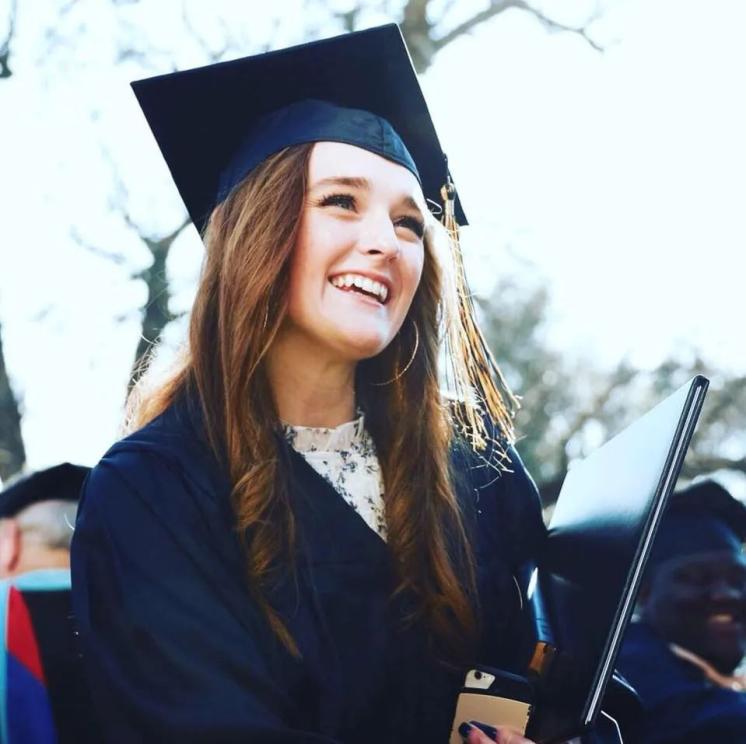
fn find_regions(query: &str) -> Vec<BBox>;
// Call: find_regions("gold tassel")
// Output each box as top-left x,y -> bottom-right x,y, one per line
440,178 -> 519,460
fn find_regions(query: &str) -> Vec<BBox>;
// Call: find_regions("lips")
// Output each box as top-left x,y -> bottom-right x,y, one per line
707,612 -> 743,628
710,613 -> 737,624
703,605 -> 746,638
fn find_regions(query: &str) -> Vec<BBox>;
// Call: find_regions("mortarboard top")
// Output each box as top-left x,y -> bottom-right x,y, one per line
0,463 -> 90,518
647,479 -> 746,569
131,23 -> 466,235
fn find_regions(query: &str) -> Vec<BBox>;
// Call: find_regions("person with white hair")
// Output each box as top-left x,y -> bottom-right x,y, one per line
0,469 -> 82,579
0,463 -> 99,743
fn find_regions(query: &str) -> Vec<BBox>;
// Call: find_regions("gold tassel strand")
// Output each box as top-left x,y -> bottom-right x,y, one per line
440,179 -> 519,458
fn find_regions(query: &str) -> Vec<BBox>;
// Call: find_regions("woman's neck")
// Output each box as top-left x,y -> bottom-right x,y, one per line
266,331 -> 357,428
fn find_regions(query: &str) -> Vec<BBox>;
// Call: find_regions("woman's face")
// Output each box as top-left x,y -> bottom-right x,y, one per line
284,141 -> 427,362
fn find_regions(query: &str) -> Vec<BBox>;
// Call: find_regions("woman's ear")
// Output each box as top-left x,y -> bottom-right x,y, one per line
0,518 -> 21,577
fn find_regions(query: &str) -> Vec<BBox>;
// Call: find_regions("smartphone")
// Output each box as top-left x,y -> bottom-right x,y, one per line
449,667 -> 533,743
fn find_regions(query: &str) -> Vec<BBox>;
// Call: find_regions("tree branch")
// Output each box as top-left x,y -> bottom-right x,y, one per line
433,0 -> 603,54
512,0 -> 604,52
181,3 -> 229,63
0,316 -> 25,480
333,5 -> 362,33
103,145 -> 191,251
0,0 -> 18,79
70,228 -> 129,266
560,361 -> 636,447
160,214 -> 192,247
433,0 -> 516,51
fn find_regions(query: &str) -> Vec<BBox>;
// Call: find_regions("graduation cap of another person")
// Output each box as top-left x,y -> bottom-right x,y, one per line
0,463 -> 90,519
647,479 -> 746,570
131,23 -> 467,235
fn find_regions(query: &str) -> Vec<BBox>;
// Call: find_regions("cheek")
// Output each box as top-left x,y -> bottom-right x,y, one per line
287,222 -> 336,309
400,247 -> 425,301
285,253 -> 309,316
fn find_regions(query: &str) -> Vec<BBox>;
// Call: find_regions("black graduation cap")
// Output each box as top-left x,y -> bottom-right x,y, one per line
0,463 -> 90,518
648,479 -> 746,569
131,23 -> 466,235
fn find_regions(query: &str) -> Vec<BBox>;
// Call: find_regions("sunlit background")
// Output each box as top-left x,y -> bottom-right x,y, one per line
1,0 -> 744,499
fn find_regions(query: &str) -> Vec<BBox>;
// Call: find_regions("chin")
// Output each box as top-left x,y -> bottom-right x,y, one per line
332,325 -> 394,360
341,336 -> 390,360
703,642 -> 746,674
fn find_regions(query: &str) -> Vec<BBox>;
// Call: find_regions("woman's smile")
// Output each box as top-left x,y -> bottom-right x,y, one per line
328,272 -> 391,305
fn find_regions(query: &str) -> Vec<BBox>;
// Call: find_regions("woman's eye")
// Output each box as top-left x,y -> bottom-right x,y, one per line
319,193 -> 356,211
394,215 -> 425,239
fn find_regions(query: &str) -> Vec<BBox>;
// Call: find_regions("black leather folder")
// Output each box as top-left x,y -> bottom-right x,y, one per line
526,375 -> 709,743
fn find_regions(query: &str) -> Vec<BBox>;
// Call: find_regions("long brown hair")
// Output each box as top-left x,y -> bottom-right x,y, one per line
128,143 -> 514,663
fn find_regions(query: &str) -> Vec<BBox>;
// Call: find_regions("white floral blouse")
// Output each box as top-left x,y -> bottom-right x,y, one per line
283,412 -> 387,540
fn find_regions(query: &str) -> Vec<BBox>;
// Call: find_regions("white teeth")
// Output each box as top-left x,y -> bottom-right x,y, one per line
329,273 -> 389,303
710,613 -> 734,624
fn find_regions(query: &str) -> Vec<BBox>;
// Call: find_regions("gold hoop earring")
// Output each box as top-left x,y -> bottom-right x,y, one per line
369,319 -> 419,387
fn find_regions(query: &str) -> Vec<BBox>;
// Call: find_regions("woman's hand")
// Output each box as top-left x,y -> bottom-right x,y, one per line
458,720 -> 536,744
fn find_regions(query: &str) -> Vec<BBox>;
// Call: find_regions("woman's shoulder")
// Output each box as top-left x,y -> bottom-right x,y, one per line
82,400 -> 230,524
446,401 -> 546,562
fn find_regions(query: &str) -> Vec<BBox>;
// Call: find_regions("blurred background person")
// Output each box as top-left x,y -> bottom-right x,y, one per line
618,479 -> 746,743
0,463 -> 83,579
0,463 -> 99,743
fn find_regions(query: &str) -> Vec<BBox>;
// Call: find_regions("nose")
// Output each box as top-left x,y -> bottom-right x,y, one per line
709,578 -> 744,603
356,211 -> 400,260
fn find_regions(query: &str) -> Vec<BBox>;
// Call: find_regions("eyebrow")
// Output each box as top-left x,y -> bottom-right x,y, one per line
311,176 -> 370,190
400,195 -> 423,215
310,176 -> 425,218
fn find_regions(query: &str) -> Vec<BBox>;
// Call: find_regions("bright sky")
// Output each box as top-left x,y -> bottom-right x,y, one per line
0,0 -> 744,471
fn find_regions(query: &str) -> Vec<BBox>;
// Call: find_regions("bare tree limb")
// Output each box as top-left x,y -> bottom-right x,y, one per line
431,0 -> 603,60
93,143 -> 193,392
399,0 -> 602,72
70,227 -> 129,267
158,214 -> 191,247
0,0 -> 18,79
334,5 -> 363,33
0,316 -> 25,481
509,0 -> 603,52
181,3 -> 229,63
40,0 -> 82,62
432,0 -> 516,51
400,0 -> 434,72
125,214 -> 191,391
559,361 -> 636,450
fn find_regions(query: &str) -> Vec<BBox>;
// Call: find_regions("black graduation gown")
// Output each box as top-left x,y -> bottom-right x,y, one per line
22,589 -> 101,743
71,400 -> 545,743
617,623 -> 746,743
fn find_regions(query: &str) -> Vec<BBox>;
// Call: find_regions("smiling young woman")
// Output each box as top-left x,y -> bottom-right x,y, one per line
71,26 -> 543,744
128,139 -> 478,665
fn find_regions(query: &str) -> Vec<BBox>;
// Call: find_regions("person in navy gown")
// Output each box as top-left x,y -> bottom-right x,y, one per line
71,26 -> 545,744
618,480 -> 746,743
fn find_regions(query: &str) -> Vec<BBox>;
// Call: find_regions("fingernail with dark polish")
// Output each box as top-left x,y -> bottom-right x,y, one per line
458,721 -> 474,738
470,720 -> 498,740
